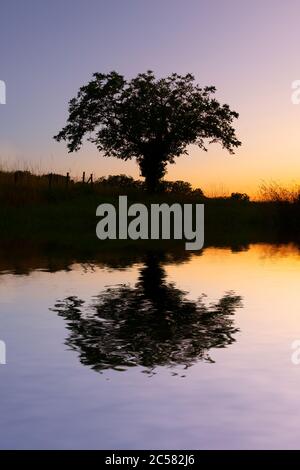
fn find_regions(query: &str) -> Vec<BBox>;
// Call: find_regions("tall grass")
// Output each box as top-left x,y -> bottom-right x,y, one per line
259,181 -> 300,203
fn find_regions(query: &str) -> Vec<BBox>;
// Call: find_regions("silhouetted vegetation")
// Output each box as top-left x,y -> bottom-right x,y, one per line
259,181 -> 300,203
230,192 -> 250,202
54,71 -> 241,192
51,253 -> 242,375
0,170 -> 205,205
1,169 -> 300,253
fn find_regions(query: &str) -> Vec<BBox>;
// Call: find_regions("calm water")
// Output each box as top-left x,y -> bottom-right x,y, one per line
1,243 -> 300,449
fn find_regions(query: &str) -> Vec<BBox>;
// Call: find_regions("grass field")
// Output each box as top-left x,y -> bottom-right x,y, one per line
0,170 -> 300,258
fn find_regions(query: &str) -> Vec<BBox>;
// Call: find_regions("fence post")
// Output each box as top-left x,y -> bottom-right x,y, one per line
66,172 -> 70,188
87,173 -> 93,184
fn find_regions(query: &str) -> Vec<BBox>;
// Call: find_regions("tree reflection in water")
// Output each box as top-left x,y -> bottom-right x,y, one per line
51,253 -> 242,375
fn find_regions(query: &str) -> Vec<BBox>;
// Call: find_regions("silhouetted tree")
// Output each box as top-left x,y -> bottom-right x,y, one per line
96,174 -> 144,191
51,253 -> 242,375
54,71 -> 241,192
230,192 -> 249,202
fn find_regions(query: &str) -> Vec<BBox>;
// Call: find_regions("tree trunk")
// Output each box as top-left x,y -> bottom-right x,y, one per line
139,154 -> 166,193
144,172 -> 160,193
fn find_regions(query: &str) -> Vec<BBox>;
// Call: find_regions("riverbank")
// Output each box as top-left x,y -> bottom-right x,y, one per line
1,170 -> 300,256
1,191 -> 299,251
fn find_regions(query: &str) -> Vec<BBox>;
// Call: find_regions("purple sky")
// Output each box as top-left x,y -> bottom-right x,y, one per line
1,0 -> 300,195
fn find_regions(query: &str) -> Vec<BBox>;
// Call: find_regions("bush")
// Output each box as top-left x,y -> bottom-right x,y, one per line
230,192 -> 250,202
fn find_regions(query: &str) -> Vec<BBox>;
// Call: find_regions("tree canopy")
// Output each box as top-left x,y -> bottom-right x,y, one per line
54,71 -> 241,191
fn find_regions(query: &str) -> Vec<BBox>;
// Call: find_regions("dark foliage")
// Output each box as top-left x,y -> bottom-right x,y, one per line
52,254 -> 242,374
54,71 -> 241,191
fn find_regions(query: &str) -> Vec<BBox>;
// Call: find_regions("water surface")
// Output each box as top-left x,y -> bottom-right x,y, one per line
0,243 -> 300,449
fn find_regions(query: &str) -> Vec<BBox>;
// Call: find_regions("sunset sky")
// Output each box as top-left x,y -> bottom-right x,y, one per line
1,0 -> 300,196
